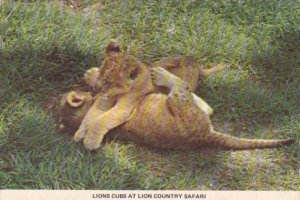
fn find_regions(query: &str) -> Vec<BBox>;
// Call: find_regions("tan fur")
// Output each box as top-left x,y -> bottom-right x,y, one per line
58,41 -> 293,150
150,56 -> 225,91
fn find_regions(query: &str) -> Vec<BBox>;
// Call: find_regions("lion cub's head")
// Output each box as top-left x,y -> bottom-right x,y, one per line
95,40 -> 152,97
58,91 -> 93,134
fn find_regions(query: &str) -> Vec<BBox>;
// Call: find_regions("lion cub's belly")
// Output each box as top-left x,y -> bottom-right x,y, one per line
116,93 -> 210,149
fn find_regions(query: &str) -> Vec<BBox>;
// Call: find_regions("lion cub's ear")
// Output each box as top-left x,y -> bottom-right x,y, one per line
67,91 -> 86,108
105,39 -> 121,54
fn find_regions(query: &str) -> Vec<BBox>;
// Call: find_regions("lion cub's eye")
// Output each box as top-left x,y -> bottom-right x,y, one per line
129,67 -> 139,80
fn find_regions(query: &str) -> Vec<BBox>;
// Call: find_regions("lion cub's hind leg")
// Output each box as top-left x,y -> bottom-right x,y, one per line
191,93 -> 213,116
151,67 -> 213,115
151,67 -> 211,135
151,67 -> 184,89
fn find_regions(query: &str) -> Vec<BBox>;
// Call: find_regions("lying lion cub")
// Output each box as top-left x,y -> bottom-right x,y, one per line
69,41 -> 226,150
58,42 -> 293,151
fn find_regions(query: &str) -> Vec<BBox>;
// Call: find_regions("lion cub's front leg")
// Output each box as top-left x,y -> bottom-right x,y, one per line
84,67 -> 99,89
73,94 -> 116,142
77,95 -> 137,151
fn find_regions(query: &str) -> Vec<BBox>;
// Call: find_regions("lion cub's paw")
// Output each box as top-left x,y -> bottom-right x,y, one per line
73,134 -> 82,142
83,134 -> 103,151
73,127 -> 86,142
151,67 -> 174,88
84,67 -> 99,88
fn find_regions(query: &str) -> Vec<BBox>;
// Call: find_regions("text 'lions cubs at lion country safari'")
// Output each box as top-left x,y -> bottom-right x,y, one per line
91,193 -> 206,199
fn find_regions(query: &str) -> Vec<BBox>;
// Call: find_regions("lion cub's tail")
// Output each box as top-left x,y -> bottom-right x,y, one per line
199,63 -> 226,77
206,131 -> 294,150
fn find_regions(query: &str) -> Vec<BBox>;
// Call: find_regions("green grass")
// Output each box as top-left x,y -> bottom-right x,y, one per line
0,0 -> 299,190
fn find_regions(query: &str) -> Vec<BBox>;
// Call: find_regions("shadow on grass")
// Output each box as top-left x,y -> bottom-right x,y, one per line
202,30 -> 299,119
1,46 -> 100,90
250,30 -> 300,83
